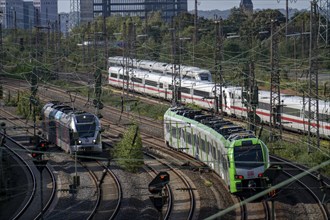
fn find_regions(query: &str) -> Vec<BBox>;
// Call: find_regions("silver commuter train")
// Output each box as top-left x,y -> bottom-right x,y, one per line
41,102 -> 102,154
108,66 -> 330,138
108,56 -> 213,82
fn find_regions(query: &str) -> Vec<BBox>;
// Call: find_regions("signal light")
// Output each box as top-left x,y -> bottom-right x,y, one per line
37,141 -> 48,151
31,151 -> 42,160
148,172 -> 170,194
258,173 -> 263,177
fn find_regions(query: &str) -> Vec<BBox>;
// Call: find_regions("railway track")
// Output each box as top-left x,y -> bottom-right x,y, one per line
0,99 -> 122,219
144,152 -> 197,220
0,109 -> 57,219
270,155 -> 330,219
79,160 -> 122,219
2,77 -> 329,219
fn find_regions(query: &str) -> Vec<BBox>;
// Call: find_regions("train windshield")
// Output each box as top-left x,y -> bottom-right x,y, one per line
234,144 -> 264,168
199,73 -> 210,81
75,115 -> 97,137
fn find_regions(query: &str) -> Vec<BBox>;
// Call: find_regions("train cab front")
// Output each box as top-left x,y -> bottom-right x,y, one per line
73,136 -> 103,154
72,114 -> 103,154
228,139 -> 269,194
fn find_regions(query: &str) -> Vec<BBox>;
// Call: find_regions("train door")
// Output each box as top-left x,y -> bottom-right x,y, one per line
129,70 -> 134,92
300,104 -> 308,133
180,128 -> 186,153
223,90 -> 232,115
194,133 -> 200,160
163,82 -> 168,100
48,110 -> 58,144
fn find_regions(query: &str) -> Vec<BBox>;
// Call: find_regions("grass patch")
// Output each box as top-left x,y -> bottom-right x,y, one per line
204,179 -> 213,187
265,137 -> 330,177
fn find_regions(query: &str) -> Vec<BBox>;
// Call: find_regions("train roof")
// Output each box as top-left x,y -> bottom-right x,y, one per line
258,90 -> 329,111
109,56 -> 212,82
167,107 -> 256,140
110,63 -> 328,114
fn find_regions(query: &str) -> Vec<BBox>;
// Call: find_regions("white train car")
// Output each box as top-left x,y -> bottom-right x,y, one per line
108,66 -> 330,138
108,56 -> 213,82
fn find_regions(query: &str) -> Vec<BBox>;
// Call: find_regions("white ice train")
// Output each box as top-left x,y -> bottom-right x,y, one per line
108,56 -> 213,82
108,66 -> 330,138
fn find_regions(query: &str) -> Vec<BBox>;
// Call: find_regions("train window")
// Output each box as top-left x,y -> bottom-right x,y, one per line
168,84 -> 174,90
320,113 -> 329,122
258,102 -> 271,111
182,75 -> 192,80
212,146 -> 216,158
181,87 -> 190,94
145,80 -> 158,87
159,83 -> 163,88
199,73 -> 210,81
110,73 -> 117,78
132,78 -> 142,83
282,106 -> 300,117
234,145 -> 263,168
186,132 -> 192,145
193,89 -> 209,97
171,126 -> 177,138
76,124 -> 96,137
166,123 -> 170,132
179,128 -> 183,138
119,75 -> 128,80
195,134 -> 199,148
201,139 -> 205,152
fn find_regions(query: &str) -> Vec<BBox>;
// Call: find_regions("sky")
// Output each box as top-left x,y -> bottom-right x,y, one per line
58,0 -> 311,14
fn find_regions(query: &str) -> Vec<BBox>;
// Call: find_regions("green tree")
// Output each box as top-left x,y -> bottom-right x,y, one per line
113,124 -> 144,172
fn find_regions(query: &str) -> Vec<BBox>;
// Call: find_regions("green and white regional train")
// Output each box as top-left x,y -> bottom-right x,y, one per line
164,107 -> 270,194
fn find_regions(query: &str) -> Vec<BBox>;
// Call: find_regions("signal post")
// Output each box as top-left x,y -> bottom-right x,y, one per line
148,172 -> 170,219
30,138 -> 49,220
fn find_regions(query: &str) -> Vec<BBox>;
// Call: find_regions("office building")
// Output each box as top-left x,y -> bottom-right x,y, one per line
0,0 -> 24,29
33,0 -> 58,26
79,0 -> 187,24
23,1 -> 34,29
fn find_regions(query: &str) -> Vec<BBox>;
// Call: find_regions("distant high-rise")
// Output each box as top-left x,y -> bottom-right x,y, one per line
23,1 -> 35,29
80,0 -> 93,24
59,13 -> 69,36
0,0 -> 24,29
240,0 -> 253,14
33,0 -> 58,26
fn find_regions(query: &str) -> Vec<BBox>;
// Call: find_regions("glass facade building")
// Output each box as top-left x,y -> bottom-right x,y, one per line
0,0 -> 24,29
33,0 -> 58,26
92,0 -> 187,22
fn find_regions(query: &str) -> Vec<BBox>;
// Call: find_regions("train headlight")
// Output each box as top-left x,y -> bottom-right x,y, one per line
93,139 -> 97,144
78,140 -> 82,144
258,173 -> 263,177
